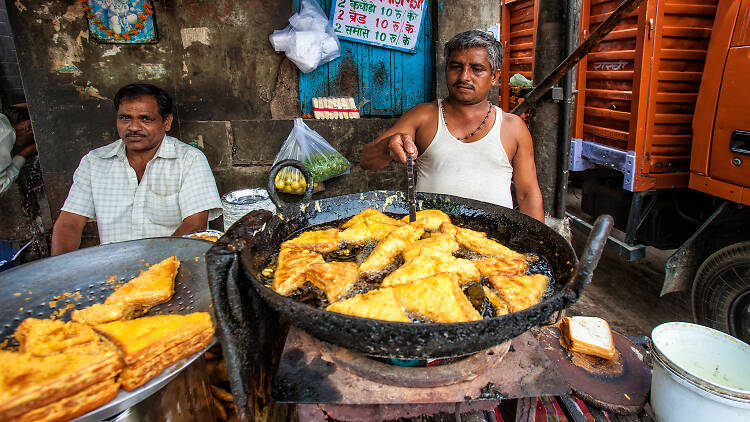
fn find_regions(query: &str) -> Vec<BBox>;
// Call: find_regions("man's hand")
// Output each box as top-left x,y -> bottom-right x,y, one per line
386,133 -> 418,164
51,211 -> 88,256
14,143 -> 37,159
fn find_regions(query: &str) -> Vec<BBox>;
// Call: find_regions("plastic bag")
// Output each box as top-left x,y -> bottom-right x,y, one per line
269,0 -> 340,73
509,73 -> 532,88
272,118 -> 350,195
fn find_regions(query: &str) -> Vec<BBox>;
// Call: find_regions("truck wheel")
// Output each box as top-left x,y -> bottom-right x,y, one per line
692,242 -> 750,344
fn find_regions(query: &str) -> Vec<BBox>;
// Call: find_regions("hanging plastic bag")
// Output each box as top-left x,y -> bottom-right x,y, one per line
269,0 -> 340,73
272,118 -> 350,195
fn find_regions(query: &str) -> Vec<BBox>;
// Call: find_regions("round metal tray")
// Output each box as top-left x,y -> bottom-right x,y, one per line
0,237 -> 215,422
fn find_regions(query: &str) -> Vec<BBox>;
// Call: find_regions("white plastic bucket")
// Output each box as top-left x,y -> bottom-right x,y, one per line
221,188 -> 276,231
650,322 -> 750,422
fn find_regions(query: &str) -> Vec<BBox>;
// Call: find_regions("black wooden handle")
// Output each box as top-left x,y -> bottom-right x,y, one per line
572,214 -> 614,299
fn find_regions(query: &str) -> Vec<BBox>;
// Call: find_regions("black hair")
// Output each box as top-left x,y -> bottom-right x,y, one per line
444,30 -> 503,72
113,83 -> 173,119
3,105 -> 30,125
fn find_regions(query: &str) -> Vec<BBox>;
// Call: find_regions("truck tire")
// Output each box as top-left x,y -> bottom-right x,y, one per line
692,241 -> 750,344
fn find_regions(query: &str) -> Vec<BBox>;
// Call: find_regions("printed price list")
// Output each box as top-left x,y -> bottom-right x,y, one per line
332,0 -> 426,51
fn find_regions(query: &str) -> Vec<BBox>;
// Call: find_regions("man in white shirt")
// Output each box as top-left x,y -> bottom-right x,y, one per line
51,83 -> 222,255
0,104 -> 36,196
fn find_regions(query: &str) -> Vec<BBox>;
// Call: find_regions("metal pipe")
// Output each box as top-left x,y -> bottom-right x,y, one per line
512,0 -> 647,116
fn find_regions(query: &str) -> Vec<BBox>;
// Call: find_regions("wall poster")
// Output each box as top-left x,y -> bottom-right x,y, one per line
330,0 -> 427,53
81,0 -> 158,43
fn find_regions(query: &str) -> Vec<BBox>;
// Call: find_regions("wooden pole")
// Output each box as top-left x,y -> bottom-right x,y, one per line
512,0 -> 648,116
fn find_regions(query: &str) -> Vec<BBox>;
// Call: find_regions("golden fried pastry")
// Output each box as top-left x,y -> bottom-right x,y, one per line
400,209 -> 451,231
444,224 -> 525,260
118,328 -> 215,390
340,208 -> 405,229
93,312 -> 214,366
71,302 -> 148,325
282,228 -> 341,253
401,233 -> 459,262
15,318 -> 100,356
472,256 -> 527,277
326,288 -> 411,322
105,255 -> 179,307
382,253 -> 480,287
359,223 -> 425,274
482,286 -> 510,316
273,247 -> 325,296
5,378 -> 120,422
393,273 -> 482,323
305,262 -> 359,302
0,349 -> 122,421
337,219 -> 401,245
487,274 -> 549,312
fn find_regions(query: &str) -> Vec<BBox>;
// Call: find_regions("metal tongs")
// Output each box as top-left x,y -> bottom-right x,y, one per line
406,153 -> 416,222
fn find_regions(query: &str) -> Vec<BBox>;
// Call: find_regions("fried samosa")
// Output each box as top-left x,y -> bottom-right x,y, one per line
359,223 -> 425,274
282,228 -> 341,253
273,247 -> 325,296
337,219 -> 401,245
400,209 -> 451,231
71,302 -> 148,326
340,208 -> 405,229
393,273 -> 482,323
326,288 -> 411,323
105,255 -> 179,307
382,253 -> 480,287
443,223 -> 525,260
487,274 -> 549,312
15,318 -> 100,356
472,256 -> 527,277
305,261 -> 359,302
401,233 -> 459,262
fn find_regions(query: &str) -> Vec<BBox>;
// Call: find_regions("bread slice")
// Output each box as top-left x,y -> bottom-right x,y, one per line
0,349 -> 122,420
93,312 -> 214,366
561,316 -> 616,360
105,256 -> 179,307
15,318 -> 100,356
71,302 -> 149,325
4,378 -> 120,422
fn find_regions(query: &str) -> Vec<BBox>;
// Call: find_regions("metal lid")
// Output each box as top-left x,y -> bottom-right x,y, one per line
222,188 -> 270,205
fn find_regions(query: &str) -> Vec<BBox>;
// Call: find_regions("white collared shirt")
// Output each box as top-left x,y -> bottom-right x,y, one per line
61,135 -> 222,244
0,113 -> 25,196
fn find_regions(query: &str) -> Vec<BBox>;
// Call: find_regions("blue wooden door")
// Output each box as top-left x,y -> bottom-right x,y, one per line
295,0 -> 433,116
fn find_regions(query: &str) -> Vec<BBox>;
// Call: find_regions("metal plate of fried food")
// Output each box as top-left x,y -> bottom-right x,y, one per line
0,237 -> 216,422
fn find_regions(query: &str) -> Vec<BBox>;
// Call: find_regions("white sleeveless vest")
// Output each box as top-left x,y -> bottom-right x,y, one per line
415,99 -> 514,209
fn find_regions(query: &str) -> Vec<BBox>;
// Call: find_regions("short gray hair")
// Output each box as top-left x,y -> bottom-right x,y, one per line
444,30 -> 503,72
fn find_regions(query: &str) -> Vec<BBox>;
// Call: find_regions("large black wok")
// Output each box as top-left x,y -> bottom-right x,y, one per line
209,189 -> 611,360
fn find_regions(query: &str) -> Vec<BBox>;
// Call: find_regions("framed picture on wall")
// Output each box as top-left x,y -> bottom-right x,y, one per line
81,0 -> 158,43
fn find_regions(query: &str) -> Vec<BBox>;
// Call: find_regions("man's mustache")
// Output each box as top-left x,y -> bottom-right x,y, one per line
125,131 -> 145,137
453,82 -> 474,89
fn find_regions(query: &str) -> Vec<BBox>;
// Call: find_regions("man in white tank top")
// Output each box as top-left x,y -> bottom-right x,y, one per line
361,30 -> 544,222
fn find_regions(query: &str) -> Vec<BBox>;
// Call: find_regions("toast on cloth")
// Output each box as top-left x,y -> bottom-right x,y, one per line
93,312 -> 214,366
305,261 -> 359,302
393,273 -> 482,323
105,255 -> 179,307
71,303 -> 148,325
326,288 -> 411,323
3,378 -> 120,422
15,318 -> 100,356
561,316 -> 616,360
0,349 -> 122,420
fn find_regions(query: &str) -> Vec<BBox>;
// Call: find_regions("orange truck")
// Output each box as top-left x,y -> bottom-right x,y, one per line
567,0 -> 749,343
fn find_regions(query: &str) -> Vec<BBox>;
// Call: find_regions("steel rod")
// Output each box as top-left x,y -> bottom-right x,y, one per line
512,0 -> 648,116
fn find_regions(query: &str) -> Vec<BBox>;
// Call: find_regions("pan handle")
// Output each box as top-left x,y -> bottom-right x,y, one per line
571,214 -> 613,299
267,159 -> 314,210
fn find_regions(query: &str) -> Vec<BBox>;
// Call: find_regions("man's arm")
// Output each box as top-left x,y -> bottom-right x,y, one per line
171,210 -> 209,237
360,103 -> 431,170
51,211 -> 89,256
508,116 -> 544,222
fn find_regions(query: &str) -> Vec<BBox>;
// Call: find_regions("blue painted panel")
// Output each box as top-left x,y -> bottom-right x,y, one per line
295,0 -> 433,116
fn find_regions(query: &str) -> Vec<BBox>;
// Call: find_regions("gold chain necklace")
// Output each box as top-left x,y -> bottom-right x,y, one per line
441,100 -> 492,141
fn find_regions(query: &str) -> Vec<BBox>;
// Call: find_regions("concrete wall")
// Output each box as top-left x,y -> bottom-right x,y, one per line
5,0 -> 501,246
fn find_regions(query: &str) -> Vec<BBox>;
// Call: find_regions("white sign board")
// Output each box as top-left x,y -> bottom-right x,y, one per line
330,0 -> 427,53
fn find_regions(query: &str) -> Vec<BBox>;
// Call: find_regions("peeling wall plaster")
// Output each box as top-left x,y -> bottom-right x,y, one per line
181,27 -> 211,49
